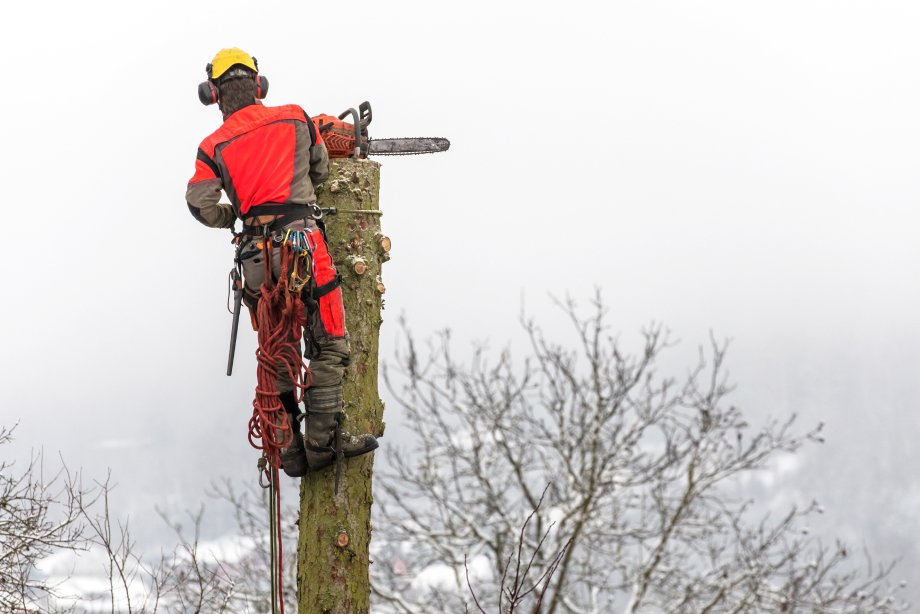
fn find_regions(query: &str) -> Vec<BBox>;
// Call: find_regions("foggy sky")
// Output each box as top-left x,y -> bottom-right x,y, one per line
1,0 -> 918,600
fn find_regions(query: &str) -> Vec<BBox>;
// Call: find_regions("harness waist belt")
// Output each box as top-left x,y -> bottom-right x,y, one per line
240,204 -> 322,236
241,203 -> 320,220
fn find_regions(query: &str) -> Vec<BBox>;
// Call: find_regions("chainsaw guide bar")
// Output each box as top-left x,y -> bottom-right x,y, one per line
313,101 -> 450,159
367,137 -> 451,156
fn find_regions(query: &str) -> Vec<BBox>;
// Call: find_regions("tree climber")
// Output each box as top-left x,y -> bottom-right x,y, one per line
186,47 -> 378,478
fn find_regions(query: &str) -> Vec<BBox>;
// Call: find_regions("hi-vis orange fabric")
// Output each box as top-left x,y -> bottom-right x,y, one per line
304,227 -> 346,337
186,104 -> 328,226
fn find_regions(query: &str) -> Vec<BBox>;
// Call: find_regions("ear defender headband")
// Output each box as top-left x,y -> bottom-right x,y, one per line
197,56 -> 269,106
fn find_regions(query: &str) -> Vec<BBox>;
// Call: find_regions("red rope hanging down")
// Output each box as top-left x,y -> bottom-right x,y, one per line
247,237 -> 312,466
246,236 -> 313,614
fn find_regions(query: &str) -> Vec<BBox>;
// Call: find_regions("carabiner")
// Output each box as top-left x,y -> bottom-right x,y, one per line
289,248 -> 312,293
257,457 -> 272,489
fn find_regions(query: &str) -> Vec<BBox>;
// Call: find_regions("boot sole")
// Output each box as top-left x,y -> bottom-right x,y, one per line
282,463 -> 309,478
281,456 -> 309,478
306,439 -> 380,473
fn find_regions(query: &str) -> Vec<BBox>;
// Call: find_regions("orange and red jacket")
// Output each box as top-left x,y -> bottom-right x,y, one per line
186,103 -> 329,228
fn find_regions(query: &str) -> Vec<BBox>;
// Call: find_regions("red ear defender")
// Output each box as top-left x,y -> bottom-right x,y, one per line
198,81 -> 219,106
256,75 -> 269,100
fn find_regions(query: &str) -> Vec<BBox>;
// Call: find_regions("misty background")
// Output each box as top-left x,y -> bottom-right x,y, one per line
1,0 -> 918,604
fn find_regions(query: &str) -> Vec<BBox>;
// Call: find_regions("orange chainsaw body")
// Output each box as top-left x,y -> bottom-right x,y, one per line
312,114 -> 368,159
312,101 -> 372,159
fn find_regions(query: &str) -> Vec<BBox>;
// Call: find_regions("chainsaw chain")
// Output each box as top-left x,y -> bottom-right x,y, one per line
368,137 -> 450,156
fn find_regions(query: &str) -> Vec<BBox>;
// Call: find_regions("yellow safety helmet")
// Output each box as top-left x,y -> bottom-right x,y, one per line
198,47 -> 268,105
207,47 -> 258,80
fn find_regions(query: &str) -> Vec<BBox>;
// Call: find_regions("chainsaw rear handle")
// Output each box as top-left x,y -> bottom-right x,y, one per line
313,101 -> 379,159
359,101 -> 372,131
337,108 -> 362,158
317,101 -> 372,158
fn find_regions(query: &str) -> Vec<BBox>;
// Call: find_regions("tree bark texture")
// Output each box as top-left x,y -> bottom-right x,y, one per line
296,159 -> 386,614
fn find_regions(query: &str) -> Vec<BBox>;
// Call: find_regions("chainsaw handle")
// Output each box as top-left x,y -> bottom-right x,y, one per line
337,107 -> 361,158
359,101 -> 372,130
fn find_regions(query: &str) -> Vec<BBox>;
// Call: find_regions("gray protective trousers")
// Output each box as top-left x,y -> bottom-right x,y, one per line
238,218 -> 348,397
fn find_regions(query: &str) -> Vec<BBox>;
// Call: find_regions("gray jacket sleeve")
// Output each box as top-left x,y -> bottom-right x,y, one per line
309,141 -> 330,187
186,150 -> 235,229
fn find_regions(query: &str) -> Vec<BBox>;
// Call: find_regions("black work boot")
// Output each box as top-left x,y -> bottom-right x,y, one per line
303,387 -> 379,472
278,391 -> 309,478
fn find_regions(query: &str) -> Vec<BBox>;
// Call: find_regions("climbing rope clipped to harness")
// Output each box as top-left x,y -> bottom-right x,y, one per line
248,232 -> 312,472
247,229 -> 314,614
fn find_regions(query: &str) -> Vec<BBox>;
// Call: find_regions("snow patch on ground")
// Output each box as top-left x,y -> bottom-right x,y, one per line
410,554 -> 491,594
187,533 -> 257,565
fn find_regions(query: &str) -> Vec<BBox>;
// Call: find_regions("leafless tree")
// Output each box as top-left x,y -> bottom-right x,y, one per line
77,481 -> 239,614
465,486 -> 572,614
199,478 -> 299,612
372,295 -> 909,613
0,425 -> 92,613
0,423 -> 298,613
4,292 -> 911,612
76,477 -> 298,613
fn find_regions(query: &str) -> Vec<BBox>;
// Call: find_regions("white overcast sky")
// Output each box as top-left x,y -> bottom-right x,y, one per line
1,0 -> 918,588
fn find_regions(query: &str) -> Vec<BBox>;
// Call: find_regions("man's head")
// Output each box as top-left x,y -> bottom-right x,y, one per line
197,48 -> 269,118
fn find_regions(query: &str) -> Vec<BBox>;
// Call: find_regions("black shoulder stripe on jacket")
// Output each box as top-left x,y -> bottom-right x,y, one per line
303,110 -> 317,146
197,148 -> 221,178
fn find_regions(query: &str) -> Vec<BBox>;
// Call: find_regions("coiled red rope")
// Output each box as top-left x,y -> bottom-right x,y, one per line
247,237 -> 311,463
246,236 -> 313,614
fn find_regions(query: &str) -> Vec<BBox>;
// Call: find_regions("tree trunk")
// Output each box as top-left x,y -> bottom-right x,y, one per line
296,159 -> 387,613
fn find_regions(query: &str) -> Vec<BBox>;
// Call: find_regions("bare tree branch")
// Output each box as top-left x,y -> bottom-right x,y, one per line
373,296 -> 908,613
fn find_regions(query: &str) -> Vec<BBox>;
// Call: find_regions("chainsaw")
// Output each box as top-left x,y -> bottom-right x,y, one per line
312,101 -> 450,159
